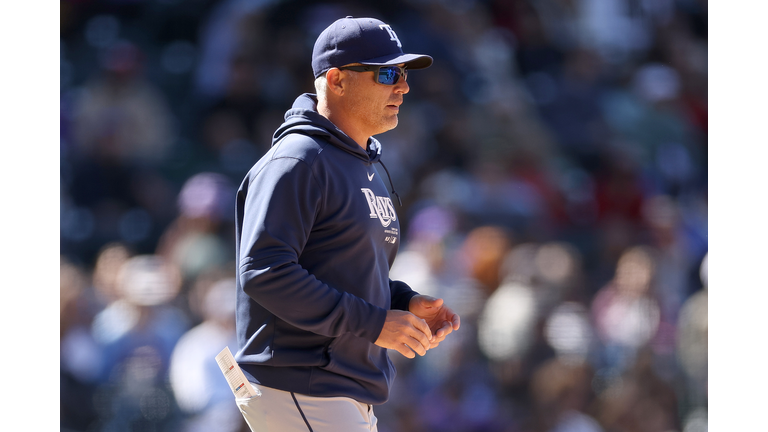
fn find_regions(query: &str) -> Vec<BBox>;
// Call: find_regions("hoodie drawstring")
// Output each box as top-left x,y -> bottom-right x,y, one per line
377,160 -> 402,207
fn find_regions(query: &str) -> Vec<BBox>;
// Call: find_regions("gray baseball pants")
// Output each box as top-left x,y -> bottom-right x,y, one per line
236,383 -> 379,432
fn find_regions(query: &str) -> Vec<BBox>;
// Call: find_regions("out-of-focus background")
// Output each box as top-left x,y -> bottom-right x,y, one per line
59,0 -> 708,431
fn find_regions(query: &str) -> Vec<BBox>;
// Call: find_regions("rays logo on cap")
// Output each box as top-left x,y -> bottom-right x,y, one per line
378,24 -> 402,48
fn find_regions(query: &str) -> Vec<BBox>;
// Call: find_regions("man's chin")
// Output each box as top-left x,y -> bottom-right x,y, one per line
384,116 -> 399,132
372,118 -> 399,136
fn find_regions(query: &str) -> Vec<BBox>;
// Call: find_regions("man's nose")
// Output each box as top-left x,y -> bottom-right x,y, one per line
395,78 -> 409,94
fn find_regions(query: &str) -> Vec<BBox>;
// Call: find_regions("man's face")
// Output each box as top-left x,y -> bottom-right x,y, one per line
342,64 -> 410,137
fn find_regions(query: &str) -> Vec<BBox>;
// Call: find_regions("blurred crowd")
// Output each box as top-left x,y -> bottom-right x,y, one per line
60,0 -> 708,431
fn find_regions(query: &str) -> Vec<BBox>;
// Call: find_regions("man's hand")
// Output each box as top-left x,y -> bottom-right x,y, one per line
409,295 -> 461,349
374,310 -> 433,359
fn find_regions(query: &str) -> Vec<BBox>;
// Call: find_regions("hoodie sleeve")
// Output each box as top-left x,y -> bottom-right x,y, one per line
389,279 -> 419,311
237,156 -> 387,343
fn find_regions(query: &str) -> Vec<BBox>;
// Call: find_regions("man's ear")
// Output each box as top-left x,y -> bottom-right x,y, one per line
325,68 -> 346,96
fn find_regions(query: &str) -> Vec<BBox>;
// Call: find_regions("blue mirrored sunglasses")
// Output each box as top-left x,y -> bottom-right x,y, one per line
337,65 -> 408,85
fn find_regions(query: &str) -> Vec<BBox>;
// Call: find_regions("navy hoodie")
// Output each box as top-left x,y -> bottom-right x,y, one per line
234,93 -> 419,405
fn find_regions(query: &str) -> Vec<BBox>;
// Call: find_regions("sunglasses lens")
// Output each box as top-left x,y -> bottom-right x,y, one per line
377,67 -> 405,85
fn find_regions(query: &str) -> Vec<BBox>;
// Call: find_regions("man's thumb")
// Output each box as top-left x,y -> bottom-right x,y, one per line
424,296 -> 443,307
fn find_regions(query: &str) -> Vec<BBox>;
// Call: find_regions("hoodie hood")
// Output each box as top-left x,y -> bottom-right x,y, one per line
272,93 -> 382,165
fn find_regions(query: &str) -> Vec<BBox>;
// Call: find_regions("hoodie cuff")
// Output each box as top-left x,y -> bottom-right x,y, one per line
389,279 -> 420,311
357,304 -> 388,344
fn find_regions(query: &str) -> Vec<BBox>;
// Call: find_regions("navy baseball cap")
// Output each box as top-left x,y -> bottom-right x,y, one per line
311,16 -> 433,78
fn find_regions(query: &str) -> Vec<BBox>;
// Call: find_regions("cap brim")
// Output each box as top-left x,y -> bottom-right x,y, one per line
360,53 -> 433,69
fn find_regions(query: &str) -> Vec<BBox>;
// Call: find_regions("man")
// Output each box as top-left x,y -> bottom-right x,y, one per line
233,16 -> 461,432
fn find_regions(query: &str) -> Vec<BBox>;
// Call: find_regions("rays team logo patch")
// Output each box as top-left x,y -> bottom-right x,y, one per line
361,188 -> 397,227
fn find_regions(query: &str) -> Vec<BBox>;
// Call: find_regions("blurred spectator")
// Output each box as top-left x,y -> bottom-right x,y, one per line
459,225 -> 514,297
412,359 -> 508,432
534,241 -> 587,307
61,256 -> 102,431
60,242 -> 134,412
194,0 -> 277,100
544,301 -> 596,366
156,172 -> 235,287
591,246 -> 661,372
89,255 -> 190,431
528,358 -> 603,432
601,62 -> 704,197
64,39 -> 179,258
593,150 -> 645,228
591,347 -> 680,432
91,242 -> 133,306
478,244 -> 539,365
169,277 -> 244,432
194,46 -> 274,178
71,40 -> 175,166
61,256 -> 91,342
639,194 -> 690,326
526,47 -> 610,166
477,242 -> 564,401
390,204 -> 461,299
676,253 -> 708,408
491,0 -> 565,77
